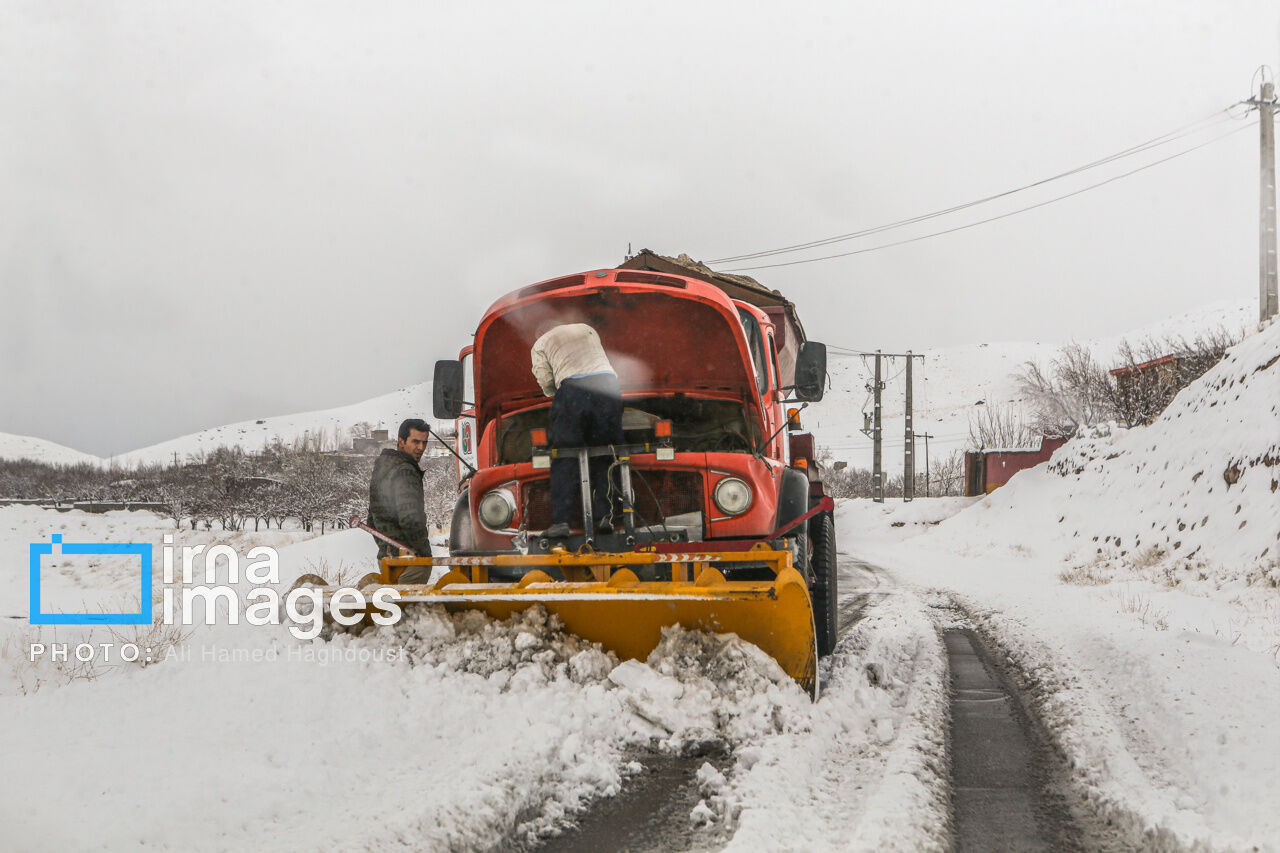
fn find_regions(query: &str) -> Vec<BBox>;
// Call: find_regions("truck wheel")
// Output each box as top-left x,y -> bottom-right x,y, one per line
809,511 -> 839,657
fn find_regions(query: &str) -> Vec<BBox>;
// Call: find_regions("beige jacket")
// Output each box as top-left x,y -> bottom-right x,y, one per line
530,323 -> 615,396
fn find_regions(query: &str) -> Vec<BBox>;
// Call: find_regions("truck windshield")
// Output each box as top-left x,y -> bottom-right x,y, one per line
495,397 -> 760,465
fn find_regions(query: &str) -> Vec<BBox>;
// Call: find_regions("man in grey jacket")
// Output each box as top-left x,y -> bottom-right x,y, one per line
531,323 -> 623,538
366,418 -> 434,583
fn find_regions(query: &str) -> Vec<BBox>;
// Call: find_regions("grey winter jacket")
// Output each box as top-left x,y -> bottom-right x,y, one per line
366,448 -> 433,559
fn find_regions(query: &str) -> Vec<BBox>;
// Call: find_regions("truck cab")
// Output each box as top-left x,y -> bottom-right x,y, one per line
434,265 -> 827,557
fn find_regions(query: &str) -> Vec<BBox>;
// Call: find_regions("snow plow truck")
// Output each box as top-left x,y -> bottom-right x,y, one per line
325,251 -> 836,695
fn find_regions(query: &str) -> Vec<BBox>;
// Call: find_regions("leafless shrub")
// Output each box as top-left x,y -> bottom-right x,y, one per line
296,556 -> 376,587
0,441 -> 460,539
1117,589 -> 1170,631
1107,327 -> 1242,427
967,403 -> 1037,449
924,450 -> 965,497
820,447 -> 966,499
1129,545 -> 1166,571
107,618 -> 195,668
1059,563 -> 1111,586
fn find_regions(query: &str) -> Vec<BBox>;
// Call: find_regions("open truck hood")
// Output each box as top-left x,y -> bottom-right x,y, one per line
472,270 -> 763,430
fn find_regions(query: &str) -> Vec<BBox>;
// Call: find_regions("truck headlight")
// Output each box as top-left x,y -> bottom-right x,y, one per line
712,477 -> 752,516
478,489 -> 516,530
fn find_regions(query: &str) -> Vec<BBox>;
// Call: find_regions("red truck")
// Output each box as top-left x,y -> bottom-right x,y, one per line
430,252 -> 839,662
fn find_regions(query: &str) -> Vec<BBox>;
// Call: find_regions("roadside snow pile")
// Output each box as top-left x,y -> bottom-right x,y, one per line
614,625 -> 811,751
836,497 -> 980,541
369,607 -> 810,755
955,595 -> 1277,853
939,321 -> 1280,587
715,592 -> 951,853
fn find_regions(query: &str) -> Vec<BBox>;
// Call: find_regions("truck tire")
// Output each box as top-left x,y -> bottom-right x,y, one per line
809,511 -> 838,657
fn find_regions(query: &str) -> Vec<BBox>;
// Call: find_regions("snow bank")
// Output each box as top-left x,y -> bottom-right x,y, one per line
835,497 -> 980,542
836,324 -> 1280,851
717,592 -> 951,853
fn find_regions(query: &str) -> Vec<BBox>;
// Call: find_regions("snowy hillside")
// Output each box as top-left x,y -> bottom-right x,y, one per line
108,382 -> 441,467
0,432 -> 101,467
806,298 -> 1254,466
838,320 -> 1280,849
939,317 -> 1280,587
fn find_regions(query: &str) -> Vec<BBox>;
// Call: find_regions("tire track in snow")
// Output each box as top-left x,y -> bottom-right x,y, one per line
535,555 -> 889,852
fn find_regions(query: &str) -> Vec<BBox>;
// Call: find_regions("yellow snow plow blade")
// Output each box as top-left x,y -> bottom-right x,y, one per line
378,548 -> 818,696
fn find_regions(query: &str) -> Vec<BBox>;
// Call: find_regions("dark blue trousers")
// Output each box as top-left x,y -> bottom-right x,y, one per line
549,373 -> 623,526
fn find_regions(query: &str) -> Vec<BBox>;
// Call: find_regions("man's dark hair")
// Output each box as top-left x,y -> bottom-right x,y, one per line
398,418 -> 430,441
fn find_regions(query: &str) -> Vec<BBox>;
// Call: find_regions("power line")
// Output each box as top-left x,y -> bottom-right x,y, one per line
710,105 -> 1244,265
828,345 -> 878,357
722,119 -> 1257,273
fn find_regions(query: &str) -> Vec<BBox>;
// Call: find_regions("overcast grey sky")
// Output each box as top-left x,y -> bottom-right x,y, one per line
2,0 -> 1277,456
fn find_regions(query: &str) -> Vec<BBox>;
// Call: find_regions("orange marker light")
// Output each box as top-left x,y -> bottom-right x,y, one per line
655,420 -> 673,438
786,407 -> 801,427
530,428 -> 548,447
793,458 -> 808,469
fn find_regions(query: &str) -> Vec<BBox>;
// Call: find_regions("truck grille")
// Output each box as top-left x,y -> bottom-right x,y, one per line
521,470 -> 704,529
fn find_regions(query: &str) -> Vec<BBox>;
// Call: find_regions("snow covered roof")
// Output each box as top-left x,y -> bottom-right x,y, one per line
1109,353 -> 1179,376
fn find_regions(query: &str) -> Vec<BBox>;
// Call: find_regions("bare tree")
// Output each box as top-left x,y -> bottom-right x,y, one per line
927,450 -> 965,496
1015,343 -> 1110,438
967,403 -> 1036,449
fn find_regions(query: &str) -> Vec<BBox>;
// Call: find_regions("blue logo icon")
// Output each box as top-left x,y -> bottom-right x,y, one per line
29,534 -> 153,625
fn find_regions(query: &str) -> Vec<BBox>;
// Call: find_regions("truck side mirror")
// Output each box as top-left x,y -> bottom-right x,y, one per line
433,360 -> 465,419
794,342 -> 827,402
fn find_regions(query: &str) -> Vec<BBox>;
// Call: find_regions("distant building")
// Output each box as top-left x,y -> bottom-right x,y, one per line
964,436 -> 1067,496
352,428 -> 394,455
349,426 -> 453,458
1109,354 -> 1181,426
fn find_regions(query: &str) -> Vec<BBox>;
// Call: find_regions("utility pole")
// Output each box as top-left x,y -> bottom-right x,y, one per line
1249,71 -> 1279,322
861,349 -> 925,503
903,352 -> 914,501
872,352 -> 883,503
918,432 -> 934,497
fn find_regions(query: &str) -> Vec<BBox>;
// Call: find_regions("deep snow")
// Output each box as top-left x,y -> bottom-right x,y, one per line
839,321 -> 1280,851
0,506 -> 952,852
